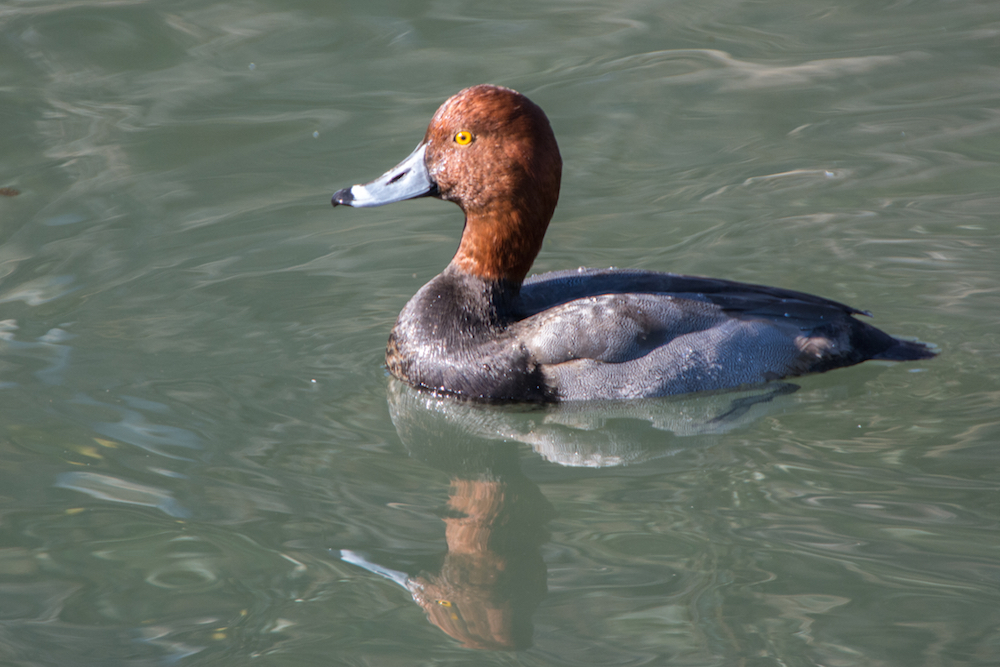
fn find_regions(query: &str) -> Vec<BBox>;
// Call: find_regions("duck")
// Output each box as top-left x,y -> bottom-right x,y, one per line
331,84 -> 935,403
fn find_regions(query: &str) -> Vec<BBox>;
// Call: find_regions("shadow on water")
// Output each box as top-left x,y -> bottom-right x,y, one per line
339,379 -> 798,650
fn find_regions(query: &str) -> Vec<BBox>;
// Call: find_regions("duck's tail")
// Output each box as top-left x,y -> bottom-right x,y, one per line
873,337 -> 937,361
806,322 -> 936,375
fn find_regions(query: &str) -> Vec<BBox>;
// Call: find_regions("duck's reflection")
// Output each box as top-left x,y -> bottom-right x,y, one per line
341,379 -> 797,649
389,378 -> 797,468
343,403 -> 553,650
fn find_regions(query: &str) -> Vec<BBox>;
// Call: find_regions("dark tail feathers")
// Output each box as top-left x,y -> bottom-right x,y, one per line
872,337 -> 937,361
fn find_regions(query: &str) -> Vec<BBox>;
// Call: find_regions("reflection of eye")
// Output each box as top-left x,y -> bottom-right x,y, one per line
436,599 -> 452,607
454,131 -> 474,145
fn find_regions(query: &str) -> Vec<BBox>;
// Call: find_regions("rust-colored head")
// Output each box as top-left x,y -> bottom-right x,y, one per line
423,85 -> 561,281
332,85 -> 562,284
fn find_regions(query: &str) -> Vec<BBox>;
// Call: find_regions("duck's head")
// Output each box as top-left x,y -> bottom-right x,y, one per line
333,85 -> 562,284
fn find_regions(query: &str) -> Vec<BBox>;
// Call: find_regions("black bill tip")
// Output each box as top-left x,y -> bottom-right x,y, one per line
331,188 -> 354,207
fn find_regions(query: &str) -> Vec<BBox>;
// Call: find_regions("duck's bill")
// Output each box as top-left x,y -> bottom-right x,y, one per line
338,550 -> 410,589
331,142 -> 438,207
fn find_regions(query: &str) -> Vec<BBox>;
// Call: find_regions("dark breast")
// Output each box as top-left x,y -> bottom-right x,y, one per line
386,270 -> 554,402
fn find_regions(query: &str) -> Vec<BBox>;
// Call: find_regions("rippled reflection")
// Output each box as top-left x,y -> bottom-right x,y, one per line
388,379 -> 799,467
341,453 -> 550,649
335,380 -> 797,650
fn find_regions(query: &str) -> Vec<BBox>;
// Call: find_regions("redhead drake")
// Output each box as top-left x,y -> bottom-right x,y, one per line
332,84 -> 935,403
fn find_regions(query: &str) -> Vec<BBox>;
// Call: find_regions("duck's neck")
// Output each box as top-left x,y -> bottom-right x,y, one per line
436,263 -> 522,327
450,206 -> 549,285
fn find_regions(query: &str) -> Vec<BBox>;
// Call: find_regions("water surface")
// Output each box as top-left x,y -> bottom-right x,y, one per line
1,1 -> 999,665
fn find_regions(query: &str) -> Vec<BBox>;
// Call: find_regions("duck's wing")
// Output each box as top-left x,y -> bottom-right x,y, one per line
516,291 -> 734,365
515,268 -> 932,400
513,289 -> 815,399
520,268 -> 868,320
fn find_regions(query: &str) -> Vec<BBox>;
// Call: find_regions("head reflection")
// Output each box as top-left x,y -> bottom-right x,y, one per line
343,430 -> 551,650
406,470 -> 551,650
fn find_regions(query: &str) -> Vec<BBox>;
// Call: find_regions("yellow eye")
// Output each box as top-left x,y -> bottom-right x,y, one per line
454,130 -> 474,145
436,599 -> 452,607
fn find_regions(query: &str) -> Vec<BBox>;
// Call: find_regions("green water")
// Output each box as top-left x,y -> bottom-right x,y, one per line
1,0 -> 998,664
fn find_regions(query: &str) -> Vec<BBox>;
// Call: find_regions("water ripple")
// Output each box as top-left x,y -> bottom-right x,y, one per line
55,471 -> 189,518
